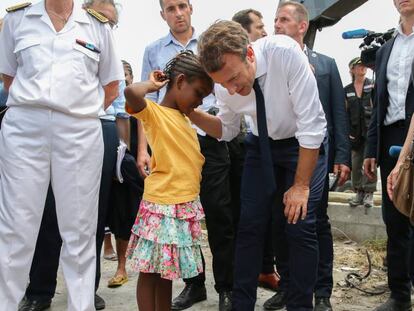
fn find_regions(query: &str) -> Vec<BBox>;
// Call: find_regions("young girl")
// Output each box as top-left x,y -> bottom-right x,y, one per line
125,51 -> 214,311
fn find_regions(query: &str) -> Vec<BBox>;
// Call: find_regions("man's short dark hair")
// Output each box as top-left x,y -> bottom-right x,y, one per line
198,20 -> 250,73
232,9 -> 263,33
278,1 -> 309,23
159,0 -> 190,10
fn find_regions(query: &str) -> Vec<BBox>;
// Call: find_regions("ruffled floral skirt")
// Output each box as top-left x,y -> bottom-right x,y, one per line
126,198 -> 204,280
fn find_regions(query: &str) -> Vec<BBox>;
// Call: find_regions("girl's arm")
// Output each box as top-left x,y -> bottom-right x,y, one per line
124,71 -> 168,114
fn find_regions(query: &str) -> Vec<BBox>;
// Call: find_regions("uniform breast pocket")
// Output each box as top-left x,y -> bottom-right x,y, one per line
72,43 -> 100,82
13,38 -> 42,77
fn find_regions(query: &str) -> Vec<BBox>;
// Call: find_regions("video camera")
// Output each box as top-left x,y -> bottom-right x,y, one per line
342,28 -> 395,68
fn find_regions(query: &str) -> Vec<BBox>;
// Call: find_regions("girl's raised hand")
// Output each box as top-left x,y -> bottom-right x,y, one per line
149,70 -> 169,91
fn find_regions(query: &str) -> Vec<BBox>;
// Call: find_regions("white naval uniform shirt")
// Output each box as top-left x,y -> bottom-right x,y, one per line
384,24 -> 414,125
0,1 -> 124,118
216,34 -> 326,149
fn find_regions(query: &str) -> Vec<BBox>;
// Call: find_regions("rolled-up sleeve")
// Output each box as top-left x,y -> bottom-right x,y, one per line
216,87 -> 242,142
285,46 -> 326,149
0,14 -> 18,77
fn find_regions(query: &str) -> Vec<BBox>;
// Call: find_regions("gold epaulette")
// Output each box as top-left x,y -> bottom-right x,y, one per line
86,8 -> 109,23
6,2 -> 31,13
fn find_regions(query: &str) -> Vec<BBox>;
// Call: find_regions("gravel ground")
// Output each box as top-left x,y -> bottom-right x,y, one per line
48,237 -> 391,311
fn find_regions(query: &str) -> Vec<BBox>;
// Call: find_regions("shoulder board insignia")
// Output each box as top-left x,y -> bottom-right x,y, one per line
86,8 -> 109,23
6,2 -> 31,13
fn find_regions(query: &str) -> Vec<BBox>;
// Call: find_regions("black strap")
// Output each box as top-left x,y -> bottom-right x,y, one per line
253,79 -> 276,193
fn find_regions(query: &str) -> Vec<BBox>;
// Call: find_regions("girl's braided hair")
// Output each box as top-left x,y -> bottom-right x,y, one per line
163,50 -> 213,91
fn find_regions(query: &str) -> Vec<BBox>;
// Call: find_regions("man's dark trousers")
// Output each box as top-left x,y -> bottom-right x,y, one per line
380,123 -> 413,302
232,134 -> 327,311
314,175 -> 334,298
24,119 -> 119,300
227,136 -> 275,274
183,134 -> 234,293
274,139 -> 333,300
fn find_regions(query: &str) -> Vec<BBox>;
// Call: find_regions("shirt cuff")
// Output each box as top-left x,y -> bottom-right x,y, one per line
220,123 -> 238,142
296,133 -> 326,149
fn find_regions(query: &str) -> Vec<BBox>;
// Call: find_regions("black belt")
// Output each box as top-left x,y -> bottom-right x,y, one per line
386,119 -> 406,128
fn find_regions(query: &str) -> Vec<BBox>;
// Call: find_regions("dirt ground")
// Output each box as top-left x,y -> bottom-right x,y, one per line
49,236 -> 391,311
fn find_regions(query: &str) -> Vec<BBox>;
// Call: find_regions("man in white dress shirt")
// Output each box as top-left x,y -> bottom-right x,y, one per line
189,20 -> 327,311
364,1 -> 414,310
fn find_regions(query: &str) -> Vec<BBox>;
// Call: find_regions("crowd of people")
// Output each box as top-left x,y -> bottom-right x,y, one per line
0,0 -> 413,311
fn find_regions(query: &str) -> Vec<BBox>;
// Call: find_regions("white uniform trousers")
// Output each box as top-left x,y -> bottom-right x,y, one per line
0,106 -> 103,311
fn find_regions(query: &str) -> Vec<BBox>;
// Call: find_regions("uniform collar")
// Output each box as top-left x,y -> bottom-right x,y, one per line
162,28 -> 197,47
25,0 -> 46,16
25,1 -> 90,25
71,4 -> 90,24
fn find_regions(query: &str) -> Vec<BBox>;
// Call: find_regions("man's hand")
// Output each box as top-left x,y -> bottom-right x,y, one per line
333,164 -> 351,186
387,162 -> 402,201
137,150 -> 151,179
283,184 -> 310,224
363,158 -> 377,181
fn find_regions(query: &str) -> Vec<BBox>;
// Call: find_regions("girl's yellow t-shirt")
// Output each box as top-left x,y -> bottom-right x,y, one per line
133,99 -> 205,205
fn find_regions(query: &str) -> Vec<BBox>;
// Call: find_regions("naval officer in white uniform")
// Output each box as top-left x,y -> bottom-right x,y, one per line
0,1 -> 123,310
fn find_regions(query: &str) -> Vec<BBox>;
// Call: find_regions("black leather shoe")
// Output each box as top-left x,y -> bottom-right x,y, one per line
314,297 -> 333,311
263,291 -> 287,310
95,294 -> 106,310
171,284 -> 207,310
18,297 -> 51,311
374,298 -> 411,311
219,291 -> 232,311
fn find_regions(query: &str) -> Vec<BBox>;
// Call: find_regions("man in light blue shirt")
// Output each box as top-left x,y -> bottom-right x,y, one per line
103,79 -> 126,119
137,1 -> 234,310
0,80 -> 7,107
141,26 -> 216,114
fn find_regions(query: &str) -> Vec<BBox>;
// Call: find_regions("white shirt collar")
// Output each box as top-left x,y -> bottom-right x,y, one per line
395,23 -> 414,37
252,39 -> 267,79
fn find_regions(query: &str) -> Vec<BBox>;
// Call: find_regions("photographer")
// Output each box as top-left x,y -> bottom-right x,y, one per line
345,57 -> 377,208
363,0 -> 414,309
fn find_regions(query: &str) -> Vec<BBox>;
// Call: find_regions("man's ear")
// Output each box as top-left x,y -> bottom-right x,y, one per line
246,45 -> 255,63
160,10 -> 166,22
189,3 -> 193,15
300,21 -> 309,37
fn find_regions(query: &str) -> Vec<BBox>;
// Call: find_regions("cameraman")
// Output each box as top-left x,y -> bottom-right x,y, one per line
345,57 -> 377,208
364,0 -> 414,309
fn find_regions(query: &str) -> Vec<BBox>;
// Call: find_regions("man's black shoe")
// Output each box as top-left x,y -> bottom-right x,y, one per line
171,284 -> 207,310
314,297 -> 333,311
18,297 -> 51,311
95,294 -> 106,310
219,291 -> 232,311
263,291 -> 287,310
374,298 -> 411,311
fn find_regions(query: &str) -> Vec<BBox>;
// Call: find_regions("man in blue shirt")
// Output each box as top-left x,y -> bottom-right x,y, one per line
0,79 -> 8,127
0,19 -> 8,124
0,80 -> 7,107
137,1 -> 234,310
